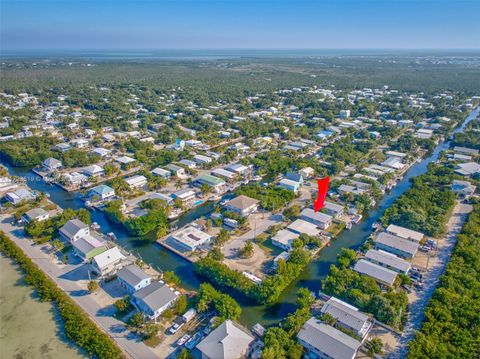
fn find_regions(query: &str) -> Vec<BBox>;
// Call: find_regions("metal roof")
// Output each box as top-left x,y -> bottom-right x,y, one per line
321,297 -> 370,335
353,259 -> 397,286
375,232 -> 419,256
117,264 -> 150,287
365,249 -> 411,273
133,281 -> 178,314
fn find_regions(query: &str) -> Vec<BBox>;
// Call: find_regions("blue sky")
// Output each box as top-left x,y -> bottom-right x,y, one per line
1,0 -> 479,50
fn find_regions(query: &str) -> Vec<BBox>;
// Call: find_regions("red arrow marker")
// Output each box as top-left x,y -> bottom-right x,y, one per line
314,176 -> 330,212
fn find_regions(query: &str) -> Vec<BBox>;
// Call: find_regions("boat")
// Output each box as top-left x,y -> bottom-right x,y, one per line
107,232 -> 117,241
91,222 -> 100,230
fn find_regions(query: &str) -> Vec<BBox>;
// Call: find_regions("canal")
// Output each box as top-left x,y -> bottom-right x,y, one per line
2,108 -> 478,328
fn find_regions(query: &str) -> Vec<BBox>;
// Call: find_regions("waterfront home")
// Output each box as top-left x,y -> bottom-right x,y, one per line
297,318 -> 361,359
271,229 -> 299,250
193,154 -> 213,165
91,246 -> 126,277
42,157 -> 62,172
353,259 -> 398,287
166,163 -> 186,177
338,184 -> 366,196
72,236 -> 107,261
414,128 -> 434,139
59,219 -> 90,243
196,320 -> 254,359
171,188 -> 196,206
151,167 -> 171,179
132,281 -> 178,321
364,249 -> 411,274
277,178 -> 301,193
455,162 -> 480,177
83,164 -> 104,177
287,219 -> 321,237
320,297 -> 372,339
22,208 -> 50,223
149,192 -> 174,205
61,172 -> 88,187
195,173 -> 226,193
374,232 -> 419,259
5,188 -> 36,205
381,156 -> 405,170
385,224 -> 424,243
117,264 -> 151,293
385,150 -> 407,159
451,180 -> 476,198
225,163 -> 250,176
323,201 -> 345,218
167,225 -> 212,252
211,168 -> 237,182
88,184 -> 115,201
223,195 -> 259,217
125,175 -> 147,190
300,208 -> 333,230
453,146 -> 479,156
115,156 -> 136,168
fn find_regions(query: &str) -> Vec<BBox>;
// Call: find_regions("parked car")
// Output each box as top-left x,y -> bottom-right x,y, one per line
176,334 -> 191,346
168,319 -> 185,335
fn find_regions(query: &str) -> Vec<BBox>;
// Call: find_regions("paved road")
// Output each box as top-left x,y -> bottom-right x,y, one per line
0,215 -> 160,359
387,202 -> 473,359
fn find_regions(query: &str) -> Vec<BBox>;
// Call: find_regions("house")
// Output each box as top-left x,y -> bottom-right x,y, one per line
353,259 -> 398,287
61,172 -> 88,187
297,318 -> 361,359
287,219 -> 321,237
320,297 -> 372,339
179,159 -> 197,169
53,143 -> 71,152
91,246 -> 126,277
91,147 -> 111,158
277,178 -> 301,193
271,229 -> 299,250
225,163 -> 250,176
196,320 -> 254,359
5,188 -> 36,205
323,201 -> 345,218
211,168 -> 237,182
59,219 -> 90,243
171,188 -> 196,205
132,281 -> 178,321
83,164 -> 104,177
224,195 -> 259,217
149,192 -> 174,205
193,154 -> 213,165
166,164 -> 186,177
300,208 -> 333,230
453,146 -> 479,156
195,174 -> 226,193
72,236 -> 107,261
299,167 -> 314,179
374,232 -> 419,259
285,172 -> 304,184
338,184 -> 365,196
117,264 -> 151,293
22,208 -> 50,223
42,157 -> 62,172
167,225 -> 212,252
125,175 -> 147,189
451,180 -> 476,198
381,157 -> 405,170
385,224 -> 424,243
364,249 -> 411,274
89,184 -> 115,200
115,156 -> 136,167
455,162 -> 480,177
151,167 -> 171,179
70,138 -> 89,148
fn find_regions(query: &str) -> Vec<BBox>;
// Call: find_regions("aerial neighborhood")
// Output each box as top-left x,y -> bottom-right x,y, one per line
0,64 -> 479,359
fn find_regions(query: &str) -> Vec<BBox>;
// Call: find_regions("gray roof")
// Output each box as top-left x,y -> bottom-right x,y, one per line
301,208 -> 333,224
297,318 -> 361,359
324,201 -> 344,213
59,219 -> 88,239
133,281 -> 177,313
117,264 -> 150,288
196,320 -> 254,359
225,195 -> 259,211
365,249 -> 411,273
24,207 -> 48,220
375,232 -> 419,256
321,298 -> 370,335
353,259 -> 398,286
386,224 -> 424,242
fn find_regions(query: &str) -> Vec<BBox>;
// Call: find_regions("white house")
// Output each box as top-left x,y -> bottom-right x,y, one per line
59,219 -> 90,243
125,175 -> 147,189
89,184 -> 115,200
22,208 -> 50,223
223,195 -> 259,217
132,281 -> 178,321
117,264 -> 151,293
91,247 -> 126,277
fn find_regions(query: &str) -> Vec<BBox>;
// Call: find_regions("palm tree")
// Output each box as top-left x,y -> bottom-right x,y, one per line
175,179 -> 183,189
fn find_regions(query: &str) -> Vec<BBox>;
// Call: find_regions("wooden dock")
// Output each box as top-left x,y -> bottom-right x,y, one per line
155,238 -> 199,263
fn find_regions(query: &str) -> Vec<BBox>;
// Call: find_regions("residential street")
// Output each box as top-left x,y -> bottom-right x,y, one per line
387,201 -> 473,359
0,215 -> 160,359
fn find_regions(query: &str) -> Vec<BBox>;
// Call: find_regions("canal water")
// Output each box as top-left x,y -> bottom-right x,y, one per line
0,256 -> 85,359
2,108 -> 477,328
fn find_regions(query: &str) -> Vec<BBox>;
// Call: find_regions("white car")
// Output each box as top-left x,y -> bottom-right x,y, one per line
168,322 -> 184,335
176,334 -> 191,346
